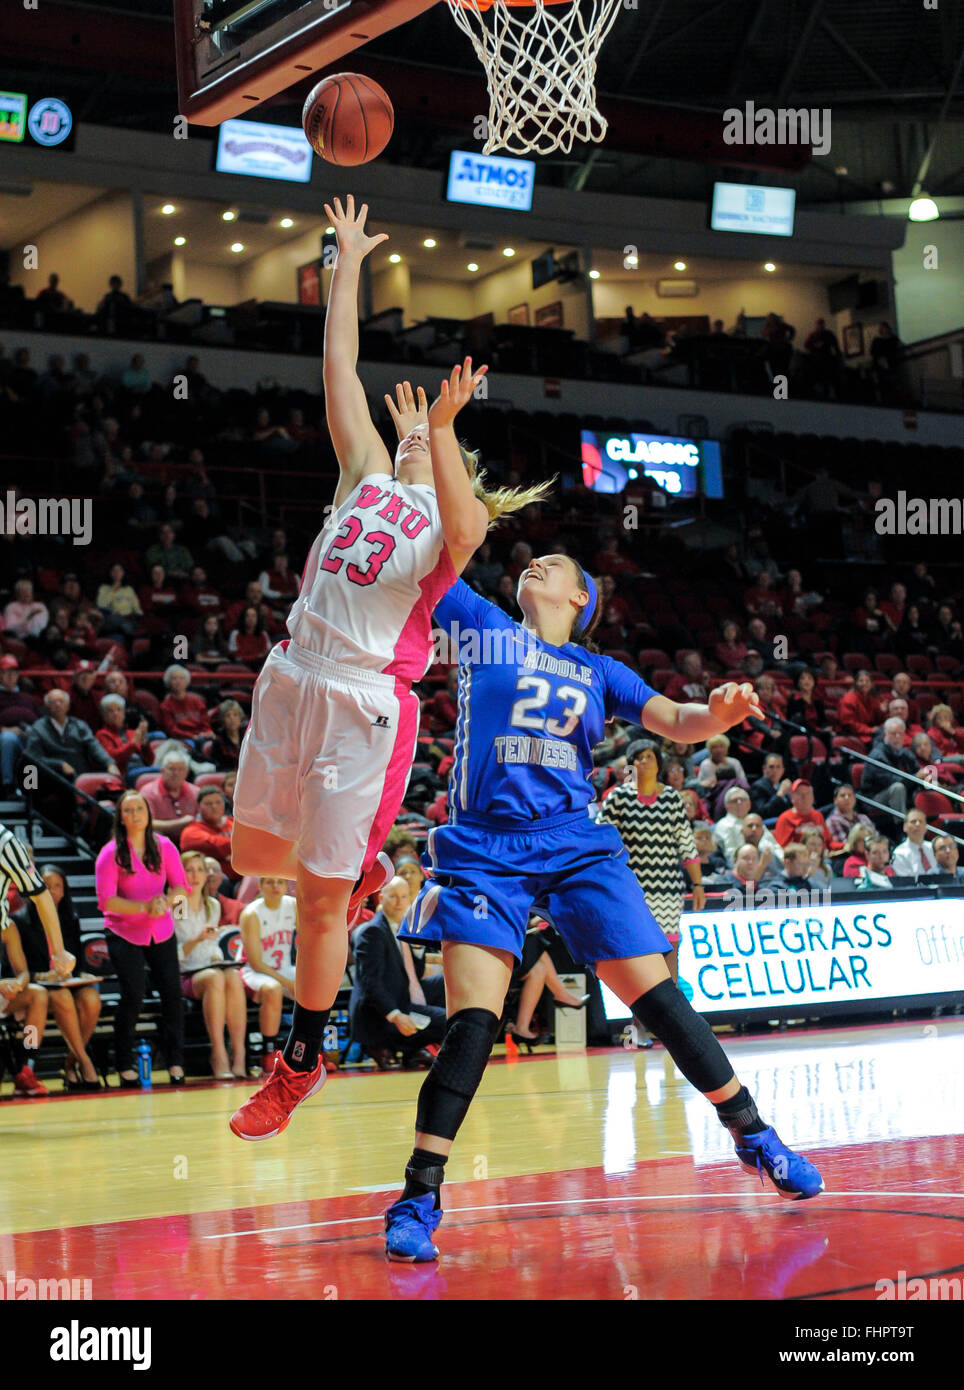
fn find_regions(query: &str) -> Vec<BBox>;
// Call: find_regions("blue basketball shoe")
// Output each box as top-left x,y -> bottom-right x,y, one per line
734,1126 -> 825,1200
384,1195 -> 443,1262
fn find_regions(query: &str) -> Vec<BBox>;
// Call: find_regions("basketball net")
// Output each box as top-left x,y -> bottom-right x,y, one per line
446,0 -> 623,156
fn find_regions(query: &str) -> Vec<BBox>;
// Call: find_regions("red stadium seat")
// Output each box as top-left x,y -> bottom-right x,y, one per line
36,567 -> 61,593
832,734 -> 867,754
674,648 -> 699,666
914,790 -> 955,818
196,772 -> 226,788
651,667 -> 674,692
874,653 -> 901,676
1,637 -> 28,662
637,648 -> 670,669
850,763 -> 864,790
135,771 -> 160,790
75,772 -> 124,799
219,688 -> 253,710
705,596 -> 732,615
842,652 -> 867,672
789,735 -> 827,762
906,654 -> 933,677
936,656 -> 960,676
133,688 -> 163,725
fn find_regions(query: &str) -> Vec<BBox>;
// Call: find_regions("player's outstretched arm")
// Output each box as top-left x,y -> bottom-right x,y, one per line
427,356 -> 491,570
641,682 -> 764,742
385,380 -> 428,442
322,195 -> 393,504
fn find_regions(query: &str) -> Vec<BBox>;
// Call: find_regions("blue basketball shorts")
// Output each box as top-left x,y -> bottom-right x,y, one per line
398,808 -> 671,964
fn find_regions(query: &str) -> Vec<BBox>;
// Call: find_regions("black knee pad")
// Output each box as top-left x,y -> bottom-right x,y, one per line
631,980 -> 734,1093
415,1007 -> 500,1141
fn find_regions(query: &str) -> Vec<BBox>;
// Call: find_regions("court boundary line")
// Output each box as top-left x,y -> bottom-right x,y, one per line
202,1189 -> 964,1240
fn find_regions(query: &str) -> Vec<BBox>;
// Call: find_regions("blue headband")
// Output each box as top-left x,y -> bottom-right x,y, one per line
579,572 -> 597,636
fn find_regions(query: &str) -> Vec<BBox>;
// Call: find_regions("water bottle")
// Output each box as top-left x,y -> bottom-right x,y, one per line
136,1040 -> 152,1090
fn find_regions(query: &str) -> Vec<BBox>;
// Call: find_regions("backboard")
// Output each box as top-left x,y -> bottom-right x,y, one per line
174,0 -> 438,124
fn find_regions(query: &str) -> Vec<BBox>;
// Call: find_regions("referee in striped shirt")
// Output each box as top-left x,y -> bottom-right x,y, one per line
0,823 -> 76,977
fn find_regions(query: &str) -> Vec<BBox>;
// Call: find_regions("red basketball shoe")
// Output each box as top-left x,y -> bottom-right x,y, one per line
347,851 -> 394,928
13,1065 -> 49,1098
229,1053 -> 326,1141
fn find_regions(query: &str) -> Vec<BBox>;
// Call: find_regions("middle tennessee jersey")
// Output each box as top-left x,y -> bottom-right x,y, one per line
435,580 -> 658,823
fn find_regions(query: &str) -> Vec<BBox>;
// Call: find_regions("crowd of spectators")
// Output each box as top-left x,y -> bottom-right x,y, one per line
2,262 -> 916,408
1,325 -> 962,1089
619,309 -> 906,405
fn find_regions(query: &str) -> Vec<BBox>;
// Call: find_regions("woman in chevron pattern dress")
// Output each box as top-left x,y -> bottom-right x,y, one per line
597,739 -> 706,983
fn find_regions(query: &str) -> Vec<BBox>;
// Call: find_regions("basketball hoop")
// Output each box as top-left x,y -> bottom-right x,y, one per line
446,0 -> 622,156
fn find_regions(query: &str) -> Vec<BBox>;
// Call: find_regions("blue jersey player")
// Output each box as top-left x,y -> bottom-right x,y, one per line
385,552 -> 824,1262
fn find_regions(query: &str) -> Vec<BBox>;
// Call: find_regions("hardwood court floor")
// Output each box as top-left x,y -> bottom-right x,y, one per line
3,1020 -> 963,1299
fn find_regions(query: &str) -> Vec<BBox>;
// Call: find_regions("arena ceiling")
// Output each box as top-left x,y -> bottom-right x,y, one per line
3,0 -> 964,204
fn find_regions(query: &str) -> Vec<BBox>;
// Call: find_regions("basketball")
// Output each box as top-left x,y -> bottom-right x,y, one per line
301,73 -> 394,166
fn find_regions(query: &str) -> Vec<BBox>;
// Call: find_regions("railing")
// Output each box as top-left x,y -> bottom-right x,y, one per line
831,742 -> 964,847
21,759 -> 114,853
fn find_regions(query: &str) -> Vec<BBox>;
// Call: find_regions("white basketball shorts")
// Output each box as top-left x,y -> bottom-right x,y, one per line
233,641 -> 420,880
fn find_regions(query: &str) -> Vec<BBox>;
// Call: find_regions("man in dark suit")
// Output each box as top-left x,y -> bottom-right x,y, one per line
349,877 -> 446,1069
749,753 -> 793,821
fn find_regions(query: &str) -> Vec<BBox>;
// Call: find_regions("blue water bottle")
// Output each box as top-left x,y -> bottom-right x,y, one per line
136,1040 -> 152,1090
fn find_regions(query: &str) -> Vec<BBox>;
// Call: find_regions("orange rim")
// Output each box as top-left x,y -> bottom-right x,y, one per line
453,0 -> 574,9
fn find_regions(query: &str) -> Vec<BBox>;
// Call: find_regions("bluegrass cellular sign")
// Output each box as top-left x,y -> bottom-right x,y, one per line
677,896 -> 964,1016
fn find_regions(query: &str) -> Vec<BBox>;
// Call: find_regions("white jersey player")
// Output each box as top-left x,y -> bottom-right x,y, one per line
230,194 -> 512,1141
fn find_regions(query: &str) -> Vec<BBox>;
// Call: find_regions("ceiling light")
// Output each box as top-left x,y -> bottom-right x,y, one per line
502,247 -> 515,257
222,210 -> 237,222
625,254 -> 638,268
389,253 -> 402,264
423,237 -> 437,248
674,260 -> 686,271
763,262 -> 776,273
230,242 -> 244,253
161,203 -> 176,216
174,236 -> 186,246
467,262 -> 479,272
588,269 -> 600,280
280,217 -> 294,228
908,195 -> 939,222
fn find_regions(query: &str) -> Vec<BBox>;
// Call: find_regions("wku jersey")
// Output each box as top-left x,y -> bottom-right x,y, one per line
244,894 -> 297,974
287,473 -> 456,684
435,580 -> 658,823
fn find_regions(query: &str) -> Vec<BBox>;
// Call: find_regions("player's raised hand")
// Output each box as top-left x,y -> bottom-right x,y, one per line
385,380 -> 428,441
428,357 -> 488,429
707,681 -> 764,729
323,195 -> 389,261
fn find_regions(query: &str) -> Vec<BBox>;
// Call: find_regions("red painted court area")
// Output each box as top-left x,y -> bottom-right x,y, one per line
8,1135 -> 964,1300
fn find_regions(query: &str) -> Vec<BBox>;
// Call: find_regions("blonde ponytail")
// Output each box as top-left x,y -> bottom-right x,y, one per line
460,444 -> 555,529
